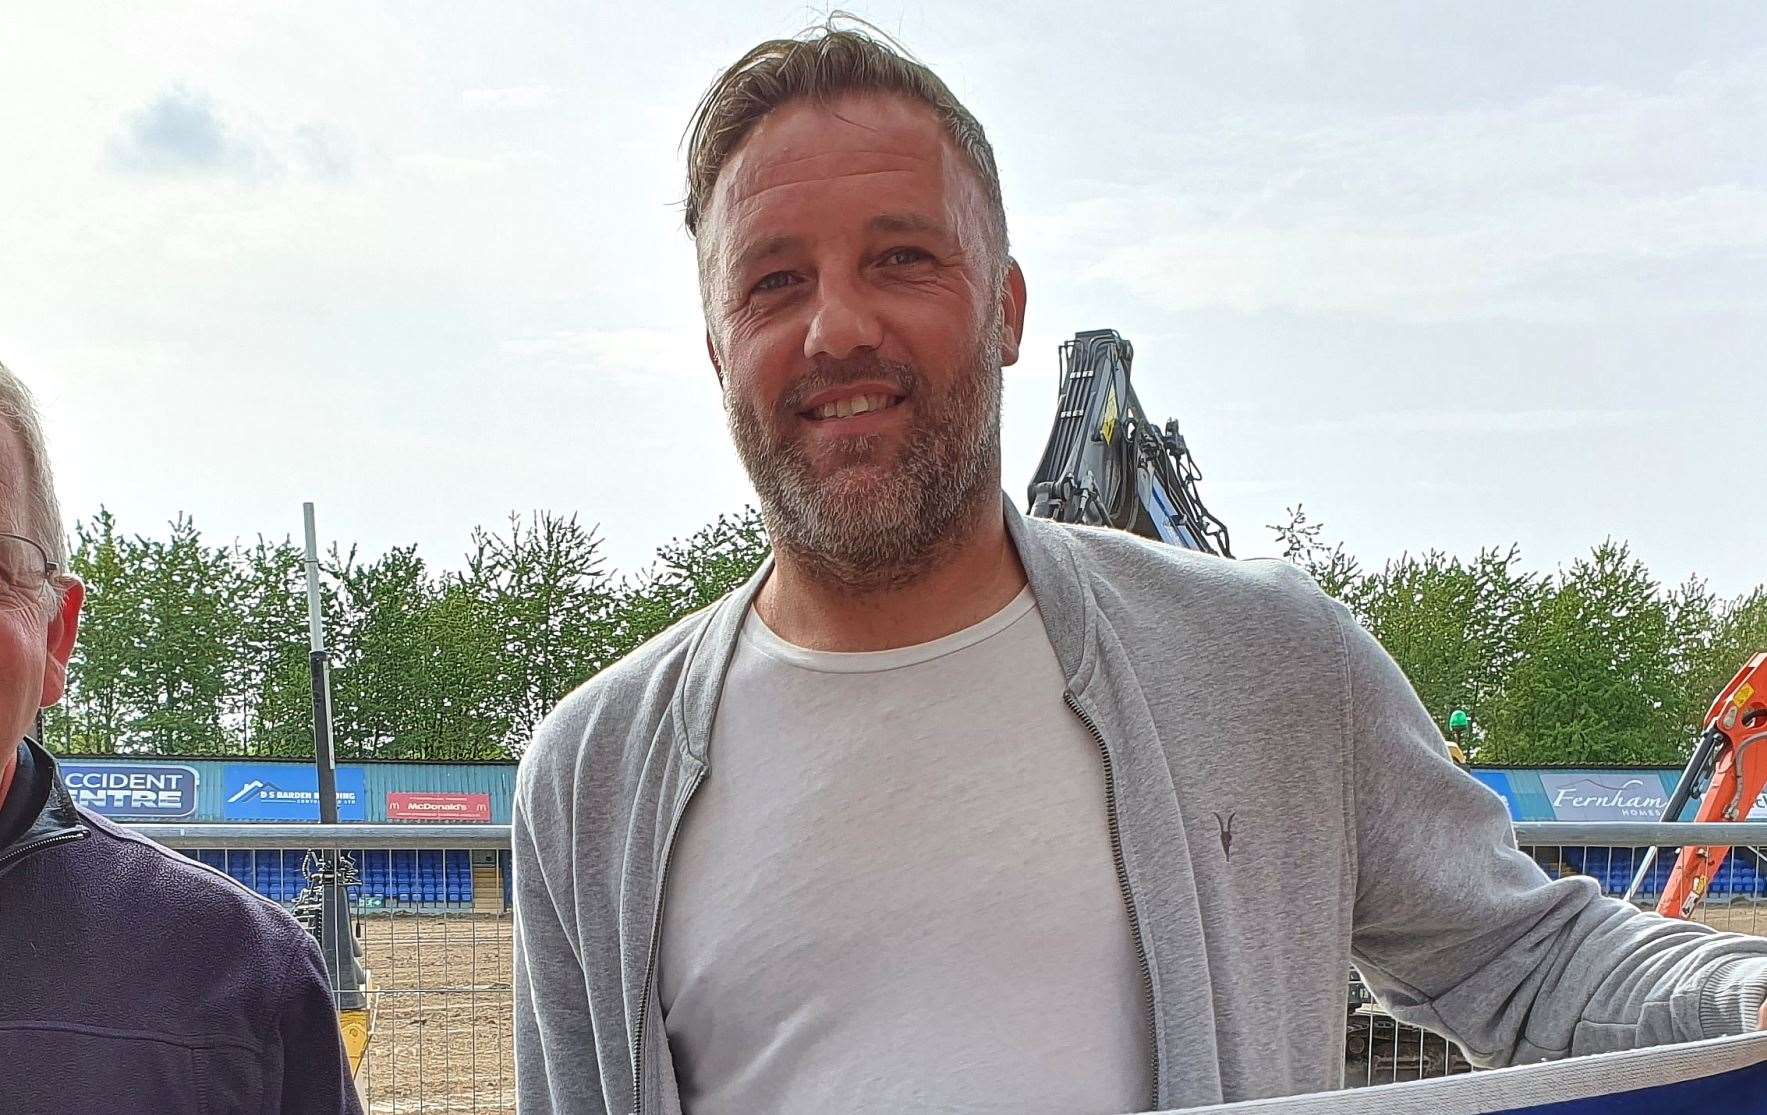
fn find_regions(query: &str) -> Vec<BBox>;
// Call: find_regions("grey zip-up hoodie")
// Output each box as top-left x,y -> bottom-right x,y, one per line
512,503 -> 1767,1114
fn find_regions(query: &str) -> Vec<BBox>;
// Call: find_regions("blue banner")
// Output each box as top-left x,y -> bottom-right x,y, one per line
62,763 -> 198,819
1472,770 -> 1518,817
220,764 -> 367,821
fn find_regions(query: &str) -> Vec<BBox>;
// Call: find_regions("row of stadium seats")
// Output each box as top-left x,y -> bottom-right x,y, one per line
189,849 -> 478,906
1543,847 -> 1767,900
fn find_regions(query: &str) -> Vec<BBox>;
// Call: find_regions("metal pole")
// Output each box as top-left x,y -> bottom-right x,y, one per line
302,504 -> 361,1023
304,503 -> 340,826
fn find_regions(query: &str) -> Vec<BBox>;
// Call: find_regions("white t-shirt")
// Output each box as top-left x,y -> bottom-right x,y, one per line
658,586 -> 1152,1114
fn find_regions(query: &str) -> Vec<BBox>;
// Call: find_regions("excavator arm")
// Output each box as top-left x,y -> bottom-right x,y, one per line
1026,329 -> 1232,555
1627,654 -> 1767,917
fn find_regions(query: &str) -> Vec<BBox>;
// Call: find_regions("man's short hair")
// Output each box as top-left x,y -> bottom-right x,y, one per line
0,361 -> 68,570
683,19 -> 1009,276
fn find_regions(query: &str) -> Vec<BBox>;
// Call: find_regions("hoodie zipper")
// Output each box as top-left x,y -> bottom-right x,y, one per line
1065,690 -> 1161,1111
632,766 -> 705,1115
0,829 -> 86,875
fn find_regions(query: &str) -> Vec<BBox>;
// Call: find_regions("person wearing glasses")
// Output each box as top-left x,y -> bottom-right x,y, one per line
0,364 -> 364,1113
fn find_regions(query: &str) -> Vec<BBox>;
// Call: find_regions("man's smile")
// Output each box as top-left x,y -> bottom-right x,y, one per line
795,385 -> 910,435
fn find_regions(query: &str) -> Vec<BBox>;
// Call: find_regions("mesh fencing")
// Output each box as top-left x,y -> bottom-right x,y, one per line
130,822 -> 1767,1108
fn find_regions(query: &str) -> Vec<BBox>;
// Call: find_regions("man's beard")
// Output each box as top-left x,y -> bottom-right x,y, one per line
725,320 -> 1004,593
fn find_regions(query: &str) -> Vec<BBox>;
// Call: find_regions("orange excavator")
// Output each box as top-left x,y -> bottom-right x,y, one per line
1624,654 -> 1767,917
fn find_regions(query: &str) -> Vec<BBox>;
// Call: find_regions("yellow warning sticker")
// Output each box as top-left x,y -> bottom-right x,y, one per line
1099,387 -> 1120,444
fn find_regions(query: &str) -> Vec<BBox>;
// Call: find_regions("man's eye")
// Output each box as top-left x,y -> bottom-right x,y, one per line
754,272 -> 796,293
882,247 -> 930,266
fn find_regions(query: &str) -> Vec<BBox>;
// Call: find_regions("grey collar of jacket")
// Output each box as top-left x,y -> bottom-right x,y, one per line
670,496 -> 1094,765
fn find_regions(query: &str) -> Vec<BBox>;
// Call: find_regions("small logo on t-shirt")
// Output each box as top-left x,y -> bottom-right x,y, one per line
1214,812 -> 1236,861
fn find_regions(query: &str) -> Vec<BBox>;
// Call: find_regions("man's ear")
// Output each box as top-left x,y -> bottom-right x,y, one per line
999,258 -> 1028,368
705,330 -> 725,393
40,578 -> 84,709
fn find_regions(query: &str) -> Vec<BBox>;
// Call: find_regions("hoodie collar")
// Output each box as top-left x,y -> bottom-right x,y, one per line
0,737 -> 89,877
674,495 -> 1095,765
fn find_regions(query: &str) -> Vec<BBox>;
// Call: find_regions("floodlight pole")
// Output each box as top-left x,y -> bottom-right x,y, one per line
304,503 -> 340,826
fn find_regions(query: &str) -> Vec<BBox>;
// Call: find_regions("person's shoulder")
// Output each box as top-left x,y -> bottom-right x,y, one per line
1059,520 -> 1328,604
516,599 -> 718,801
1053,520 -> 1345,643
81,811 -> 314,952
83,816 -> 310,925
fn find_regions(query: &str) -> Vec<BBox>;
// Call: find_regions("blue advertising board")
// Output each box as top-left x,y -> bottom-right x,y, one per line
221,764 -> 367,821
61,762 -> 199,819
1470,770 -> 1518,817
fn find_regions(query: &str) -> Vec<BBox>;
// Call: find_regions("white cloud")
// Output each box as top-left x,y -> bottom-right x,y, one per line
106,87 -> 354,184
108,87 -> 272,177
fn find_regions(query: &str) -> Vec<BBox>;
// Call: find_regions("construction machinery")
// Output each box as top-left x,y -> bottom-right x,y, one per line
290,850 -> 376,1075
1027,329 -> 1232,556
1625,654 -> 1767,916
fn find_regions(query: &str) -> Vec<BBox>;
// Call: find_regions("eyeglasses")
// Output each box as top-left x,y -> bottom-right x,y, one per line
0,533 -> 59,598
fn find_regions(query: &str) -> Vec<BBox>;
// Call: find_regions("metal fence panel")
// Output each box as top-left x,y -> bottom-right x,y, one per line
126,821 -> 1767,1109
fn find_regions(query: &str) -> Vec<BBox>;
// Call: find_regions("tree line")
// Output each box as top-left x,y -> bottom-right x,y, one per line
43,507 -> 769,760
1274,507 -> 1766,765
42,504 -> 1764,765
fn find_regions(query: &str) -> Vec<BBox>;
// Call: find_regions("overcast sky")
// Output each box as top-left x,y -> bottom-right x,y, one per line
3,2 -> 1762,598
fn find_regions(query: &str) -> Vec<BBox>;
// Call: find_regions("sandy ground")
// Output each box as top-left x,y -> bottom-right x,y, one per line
353,913 -> 516,1114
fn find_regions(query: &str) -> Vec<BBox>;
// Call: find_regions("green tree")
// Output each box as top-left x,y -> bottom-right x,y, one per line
1482,541 -> 1685,764
60,509 -> 137,753
1682,587 -> 1767,739
466,512 -> 616,753
230,537 -> 312,755
1269,504 -> 1370,607
323,543 -> 511,760
124,515 -> 238,753
1357,546 -> 1540,741
609,508 -> 770,661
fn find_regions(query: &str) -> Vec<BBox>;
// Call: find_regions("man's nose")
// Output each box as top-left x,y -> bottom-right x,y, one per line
803,275 -> 883,362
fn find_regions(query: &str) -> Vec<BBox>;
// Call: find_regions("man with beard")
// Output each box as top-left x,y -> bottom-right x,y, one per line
512,25 -> 1767,1115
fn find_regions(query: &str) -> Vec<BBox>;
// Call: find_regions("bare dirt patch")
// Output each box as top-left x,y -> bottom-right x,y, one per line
353,913 -> 516,1114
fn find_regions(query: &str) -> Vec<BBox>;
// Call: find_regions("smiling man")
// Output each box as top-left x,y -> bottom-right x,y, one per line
512,25 -> 1767,1115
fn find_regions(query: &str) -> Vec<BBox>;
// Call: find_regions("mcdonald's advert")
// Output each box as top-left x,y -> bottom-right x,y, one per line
386,792 -> 492,823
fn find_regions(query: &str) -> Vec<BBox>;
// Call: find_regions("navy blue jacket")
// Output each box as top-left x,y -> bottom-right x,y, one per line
0,738 -> 362,1113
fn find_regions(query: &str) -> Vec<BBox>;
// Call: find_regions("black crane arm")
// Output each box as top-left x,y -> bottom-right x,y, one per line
1026,328 -> 1232,556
